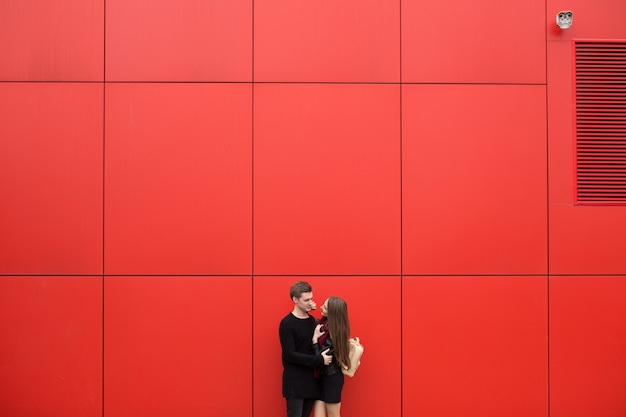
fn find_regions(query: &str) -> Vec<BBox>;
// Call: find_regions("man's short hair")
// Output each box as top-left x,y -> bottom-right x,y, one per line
290,281 -> 312,300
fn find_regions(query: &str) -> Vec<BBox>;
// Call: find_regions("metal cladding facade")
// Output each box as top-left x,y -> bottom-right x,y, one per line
1,1 -> 625,416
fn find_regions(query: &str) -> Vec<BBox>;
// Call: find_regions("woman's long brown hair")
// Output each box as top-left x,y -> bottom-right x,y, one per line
326,296 -> 351,370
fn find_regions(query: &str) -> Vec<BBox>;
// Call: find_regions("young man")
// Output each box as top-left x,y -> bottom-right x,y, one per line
279,281 -> 332,417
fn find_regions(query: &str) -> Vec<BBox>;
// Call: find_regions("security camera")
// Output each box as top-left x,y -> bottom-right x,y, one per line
556,11 -> 573,29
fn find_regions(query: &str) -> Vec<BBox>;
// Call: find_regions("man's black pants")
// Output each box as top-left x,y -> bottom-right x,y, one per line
286,397 -> 316,417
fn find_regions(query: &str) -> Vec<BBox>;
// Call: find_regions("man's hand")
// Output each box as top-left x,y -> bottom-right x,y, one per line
321,348 -> 332,366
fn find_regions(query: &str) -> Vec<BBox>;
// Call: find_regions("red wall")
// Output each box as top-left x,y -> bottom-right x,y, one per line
1,0 -> 625,416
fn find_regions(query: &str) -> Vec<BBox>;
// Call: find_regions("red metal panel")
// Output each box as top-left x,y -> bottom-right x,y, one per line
104,276 -> 252,417
550,276 -> 626,417
548,41 -> 577,207
402,0 -> 545,83
0,83 -> 103,275
0,0 -> 104,81
549,205 -> 626,273
254,84 -> 401,275
402,84 -> 548,275
548,0 -> 626,40
104,83 -> 252,275
106,0 -> 252,81
253,276 -> 400,417
403,276 -> 548,417
254,0 -> 400,82
548,41 -> 626,274
0,277 -> 102,417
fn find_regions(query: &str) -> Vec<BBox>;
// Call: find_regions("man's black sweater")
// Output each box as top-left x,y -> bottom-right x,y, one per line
279,312 -> 323,398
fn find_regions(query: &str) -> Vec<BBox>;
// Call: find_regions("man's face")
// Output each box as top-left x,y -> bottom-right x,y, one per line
294,291 -> 315,313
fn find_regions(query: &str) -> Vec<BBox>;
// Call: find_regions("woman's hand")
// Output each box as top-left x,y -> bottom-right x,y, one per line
312,323 -> 324,343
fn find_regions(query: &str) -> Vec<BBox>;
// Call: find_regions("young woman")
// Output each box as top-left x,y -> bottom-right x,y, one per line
312,296 -> 351,417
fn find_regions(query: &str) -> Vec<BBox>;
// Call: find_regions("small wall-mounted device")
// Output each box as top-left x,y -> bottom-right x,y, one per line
556,11 -> 573,29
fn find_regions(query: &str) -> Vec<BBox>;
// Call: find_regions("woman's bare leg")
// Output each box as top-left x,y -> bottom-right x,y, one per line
325,402 -> 341,417
313,400 -> 326,417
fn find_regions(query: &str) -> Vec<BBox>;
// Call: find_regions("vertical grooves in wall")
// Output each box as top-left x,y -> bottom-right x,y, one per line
398,0 -> 403,415
251,2 -> 255,416
102,1 -> 107,416
545,6 -> 550,417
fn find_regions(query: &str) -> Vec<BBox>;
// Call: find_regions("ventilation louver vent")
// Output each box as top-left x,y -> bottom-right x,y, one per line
575,41 -> 626,204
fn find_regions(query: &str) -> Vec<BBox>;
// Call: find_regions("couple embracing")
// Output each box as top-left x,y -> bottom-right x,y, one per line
279,281 -> 351,417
